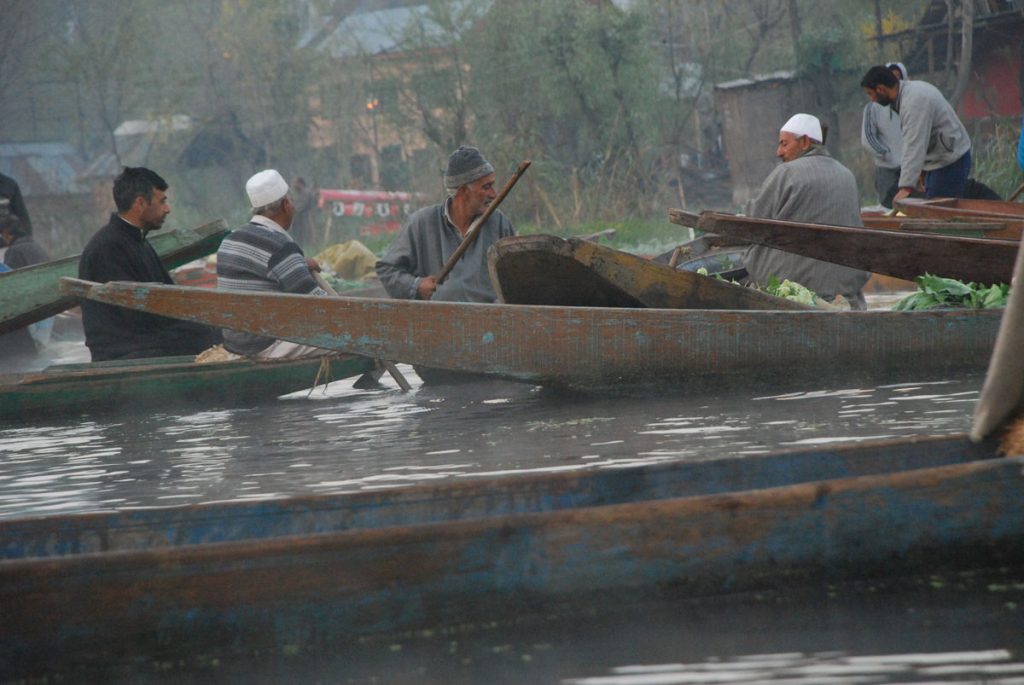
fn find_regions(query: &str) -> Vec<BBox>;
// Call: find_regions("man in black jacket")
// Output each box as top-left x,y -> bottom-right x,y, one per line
1,216 -> 48,269
0,172 -> 32,235
78,167 -> 220,362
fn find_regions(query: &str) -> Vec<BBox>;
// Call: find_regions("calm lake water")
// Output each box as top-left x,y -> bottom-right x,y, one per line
0,367 -> 983,519
3,352 -> 1022,683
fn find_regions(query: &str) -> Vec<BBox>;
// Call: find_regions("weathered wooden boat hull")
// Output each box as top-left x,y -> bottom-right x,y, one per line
895,197 -> 1024,222
2,445 -> 1021,676
61,279 -> 1002,390
0,220 -> 229,335
0,353 -> 373,420
860,212 -> 1024,240
488,234 -> 806,310
0,433 -> 992,561
694,211 -> 1017,284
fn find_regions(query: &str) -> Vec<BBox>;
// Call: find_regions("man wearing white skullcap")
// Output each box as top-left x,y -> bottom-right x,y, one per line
861,62 -> 907,208
214,169 -> 333,359
376,145 -> 515,303
742,114 -> 870,309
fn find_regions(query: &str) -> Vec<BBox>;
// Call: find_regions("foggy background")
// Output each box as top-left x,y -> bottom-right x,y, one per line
1,0 -> 1021,258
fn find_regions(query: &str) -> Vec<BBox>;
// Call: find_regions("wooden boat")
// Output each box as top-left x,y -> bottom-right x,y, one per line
895,197 -> 1024,222
0,433 -> 992,561
59,279 -> 1001,391
7,246 -> 1024,678
678,210 -> 1017,284
0,353 -> 374,421
2,433 -> 1021,675
487,235 -> 809,310
860,212 -> 1023,241
0,219 -> 229,335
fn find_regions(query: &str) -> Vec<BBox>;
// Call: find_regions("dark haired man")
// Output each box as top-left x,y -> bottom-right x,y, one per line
860,65 -> 971,202
860,62 -> 907,208
78,167 -> 221,362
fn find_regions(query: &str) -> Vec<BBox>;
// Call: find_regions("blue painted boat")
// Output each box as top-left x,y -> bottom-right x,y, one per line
1,434 -> 1020,677
0,433 -> 994,561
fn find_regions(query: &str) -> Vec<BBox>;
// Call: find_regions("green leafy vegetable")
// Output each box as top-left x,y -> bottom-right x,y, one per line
892,274 -> 1009,311
763,276 -> 818,305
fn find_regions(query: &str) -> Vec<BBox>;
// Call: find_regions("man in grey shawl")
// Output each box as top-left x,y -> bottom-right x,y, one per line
376,146 -> 515,303
743,113 -> 870,309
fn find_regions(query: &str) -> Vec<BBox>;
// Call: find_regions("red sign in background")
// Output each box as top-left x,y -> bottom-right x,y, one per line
318,190 -> 417,236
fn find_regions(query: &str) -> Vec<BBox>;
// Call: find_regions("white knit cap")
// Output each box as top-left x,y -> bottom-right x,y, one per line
246,169 -> 289,209
780,113 -> 823,143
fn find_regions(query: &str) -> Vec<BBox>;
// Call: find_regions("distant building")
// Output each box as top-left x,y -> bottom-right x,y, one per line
714,71 -> 821,207
300,0 -> 491,189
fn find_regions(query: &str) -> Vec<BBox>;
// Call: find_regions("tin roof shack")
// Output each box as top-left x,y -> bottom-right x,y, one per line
715,72 -> 821,207
0,143 -> 94,257
81,114 -> 265,234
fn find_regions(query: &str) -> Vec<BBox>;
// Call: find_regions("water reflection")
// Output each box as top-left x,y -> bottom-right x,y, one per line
0,371 -> 985,519
565,649 -> 1022,684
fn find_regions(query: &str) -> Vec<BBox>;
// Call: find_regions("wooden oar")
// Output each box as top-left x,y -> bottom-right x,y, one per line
434,160 -> 531,285
667,208 -> 701,229
314,273 -> 412,392
971,236 -> 1024,450
1009,180 -> 1024,203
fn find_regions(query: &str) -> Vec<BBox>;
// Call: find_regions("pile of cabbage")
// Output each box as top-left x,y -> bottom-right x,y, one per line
762,276 -> 818,306
696,268 -> 821,305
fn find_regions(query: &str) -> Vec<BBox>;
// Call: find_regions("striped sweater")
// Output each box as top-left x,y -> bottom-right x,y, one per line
216,216 -> 326,354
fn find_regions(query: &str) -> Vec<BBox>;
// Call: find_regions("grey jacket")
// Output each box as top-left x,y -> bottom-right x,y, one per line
861,101 -> 903,169
894,79 -> 971,189
376,201 -> 515,303
743,146 -> 870,302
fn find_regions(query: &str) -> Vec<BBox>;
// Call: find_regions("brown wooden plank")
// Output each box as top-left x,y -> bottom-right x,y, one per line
860,213 -> 1023,240
896,197 -> 1024,220
696,211 -> 1017,284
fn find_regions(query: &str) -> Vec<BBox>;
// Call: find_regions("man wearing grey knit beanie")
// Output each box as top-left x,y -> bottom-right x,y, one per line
376,145 -> 516,303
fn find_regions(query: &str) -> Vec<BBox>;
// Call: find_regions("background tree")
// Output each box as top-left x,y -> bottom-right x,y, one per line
469,1 -> 660,223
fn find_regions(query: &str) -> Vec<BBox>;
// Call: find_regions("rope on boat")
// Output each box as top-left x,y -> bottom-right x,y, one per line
308,356 -> 336,397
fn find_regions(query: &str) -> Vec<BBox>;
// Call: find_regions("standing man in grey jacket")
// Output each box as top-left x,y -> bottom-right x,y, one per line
376,146 -> 515,303
860,62 -> 907,208
861,65 -> 972,202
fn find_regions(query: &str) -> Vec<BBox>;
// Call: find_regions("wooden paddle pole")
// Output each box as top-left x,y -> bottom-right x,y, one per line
314,273 -> 412,391
1009,180 -> 1024,203
971,235 -> 1024,448
434,160 -> 531,285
